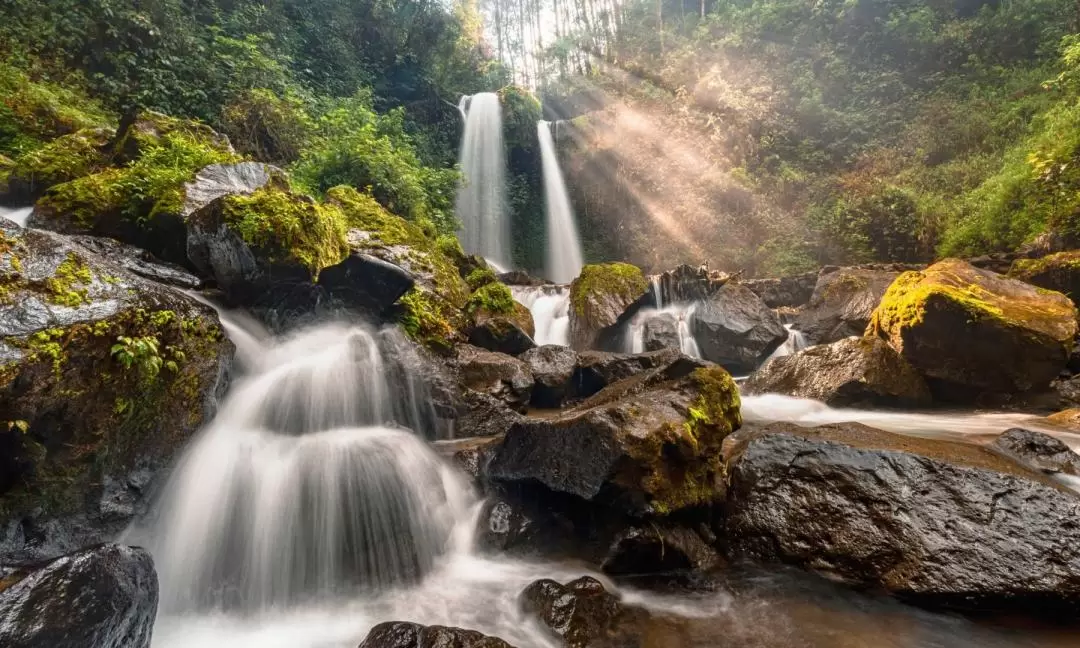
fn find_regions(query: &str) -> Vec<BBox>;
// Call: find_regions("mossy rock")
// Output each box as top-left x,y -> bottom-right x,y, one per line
31,112 -> 239,265
0,64 -> 112,157
499,85 -> 543,151
793,267 -> 904,345
1010,251 -> 1080,307
3,127 -> 114,203
468,300 -> 537,356
569,262 -> 648,350
0,219 -> 231,555
488,356 -> 741,516
867,258 -> 1078,402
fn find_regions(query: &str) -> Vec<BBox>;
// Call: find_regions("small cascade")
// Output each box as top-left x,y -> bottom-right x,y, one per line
511,284 -> 570,346
650,275 -> 664,309
456,93 -> 509,268
0,205 -> 33,228
765,324 -> 809,362
625,304 -> 702,358
538,120 -> 584,284
131,319 -> 474,613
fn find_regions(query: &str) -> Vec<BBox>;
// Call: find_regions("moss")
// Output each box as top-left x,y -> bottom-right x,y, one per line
436,234 -> 466,260
466,266 -> 499,291
570,262 -> 648,317
44,252 -> 94,307
221,187 -> 349,277
8,128 -> 112,195
37,168 -> 127,228
399,287 -> 455,350
0,63 -> 112,157
466,281 -> 515,315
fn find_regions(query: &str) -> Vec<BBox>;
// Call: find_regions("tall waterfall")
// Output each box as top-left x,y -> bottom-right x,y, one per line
130,320 -> 474,612
538,121 -> 584,285
455,93 -> 509,269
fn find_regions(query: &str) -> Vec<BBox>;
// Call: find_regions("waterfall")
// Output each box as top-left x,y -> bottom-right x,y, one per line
765,324 -> 809,362
130,319 -> 474,612
0,205 -> 33,228
625,304 -> 701,358
455,93 -> 509,269
537,121 -> 584,285
650,275 -> 664,309
511,285 -> 570,346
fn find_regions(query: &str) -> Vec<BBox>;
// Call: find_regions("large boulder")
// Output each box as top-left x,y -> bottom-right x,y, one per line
569,263 -> 648,350
521,345 -> 579,408
488,357 -> 741,516
741,272 -> 817,309
794,266 -> 904,345
0,220 -> 231,560
867,259 -> 1078,402
992,428 -> 1080,477
570,348 -> 682,400
641,312 -> 680,352
742,336 -> 931,408
601,525 -> 720,575
0,544 -> 158,648
691,282 -> 787,374
1010,251 -> 1080,306
724,422 -> 1080,609
359,622 -> 514,648
452,345 -> 533,410
467,301 -> 536,356
3,128 -> 113,204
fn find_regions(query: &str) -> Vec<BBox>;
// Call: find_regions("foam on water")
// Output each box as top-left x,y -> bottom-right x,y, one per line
0,205 -> 33,228
511,285 -> 571,346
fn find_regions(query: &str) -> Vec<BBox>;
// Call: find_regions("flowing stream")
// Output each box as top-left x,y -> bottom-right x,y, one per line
456,93 -> 510,269
511,284 -> 571,346
132,301 -> 1079,648
0,205 -> 33,228
537,121 -> 584,284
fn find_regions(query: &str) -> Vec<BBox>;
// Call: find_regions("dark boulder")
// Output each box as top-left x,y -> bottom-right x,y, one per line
488,358 -> 740,516
742,336 -> 932,408
641,313 -> 680,352
453,345 -> 533,410
0,544 -> 158,648
521,345 -> 579,408
0,220 -> 231,561
570,348 -> 682,400
434,437 -> 502,482
467,301 -> 536,356
794,266 -> 902,345
602,525 -> 720,575
519,576 -> 647,648
691,282 -> 787,374
498,270 -> 546,286
992,428 -> 1080,477
741,273 -> 817,309
868,259 -> 1078,403
724,422 -> 1080,610
568,263 -> 648,350
359,622 -> 514,648
70,235 -> 202,289
474,497 -> 577,558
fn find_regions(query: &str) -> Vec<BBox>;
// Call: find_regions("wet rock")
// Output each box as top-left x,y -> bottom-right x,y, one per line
0,543 -> 158,648
868,259 -> 1078,403
488,358 -> 740,516
642,313 -> 680,352
519,576 -> 646,648
3,128 -> 113,203
1047,408 -> 1080,432
1009,251 -> 1080,305
0,220 -> 231,560
568,263 -> 648,350
653,264 -> 726,304
499,270 -> 546,286
468,301 -> 536,356
794,266 -> 902,345
570,348 -> 683,399
691,282 -> 787,374
454,391 -> 528,438
992,428 -> 1080,476
453,345 -> 534,410
474,497 -> 577,558
70,235 -> 202,289
741,273 -> 817,309
724,421 -> 1080,609
743,336 -> 932,408
602,525 -> 720,575
180,161 -> 277,218
359,621 -> 514,648
522,345 -> 579,408
434,436 -> 502,482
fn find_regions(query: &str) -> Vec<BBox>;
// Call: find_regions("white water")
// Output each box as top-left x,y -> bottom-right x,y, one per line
764,324 -> 809,362
511,285 -> 570,346
129,321 -> 476,614
625,304 -> 702,358
538,121 -> 584,284
0,205 -> 33,228
456,93 -> 509,268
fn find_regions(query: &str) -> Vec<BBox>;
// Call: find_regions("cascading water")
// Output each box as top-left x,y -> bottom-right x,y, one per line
455,93 -> 510,269
511,284 -> 571,346
538,120 -> 584,285
129,320 -> 474,613
764,324 -> 809,362
625,304 -> 702,358
0,205 -> 33,228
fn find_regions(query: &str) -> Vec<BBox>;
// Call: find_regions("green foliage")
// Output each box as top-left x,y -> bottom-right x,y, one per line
111,335 -> 164,382
0,63 -> 111,157
8,128 -> 111,196
466,266 -> 499,290
221,88 -> 314,165
499,85 -> 542,151
570,262 -> 648,317
466,281 -> 515,315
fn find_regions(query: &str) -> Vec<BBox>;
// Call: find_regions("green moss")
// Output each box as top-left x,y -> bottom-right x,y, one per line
37,168 -> 127,228
436,234 -> 466,260
399,287 -> 454,349
221,187 -> 349,277
44,252 -> 93,306
466,266 -> 499,291
8,128 -> 111,195
1010,251 -> 1080,281
0,63 -> 112,157
570,262 -> 648,317
466,281 -> 514,315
